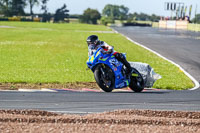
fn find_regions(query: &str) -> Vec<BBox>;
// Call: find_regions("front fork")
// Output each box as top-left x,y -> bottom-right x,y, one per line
100,64 -> 107,79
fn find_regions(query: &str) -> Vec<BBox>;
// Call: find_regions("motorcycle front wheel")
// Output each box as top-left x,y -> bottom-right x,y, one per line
129,68 -> 144,92
94,64 -> 115,92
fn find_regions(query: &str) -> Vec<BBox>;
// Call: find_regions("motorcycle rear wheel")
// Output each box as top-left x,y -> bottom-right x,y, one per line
129,68 -> 144,92
94,64 -> 115,92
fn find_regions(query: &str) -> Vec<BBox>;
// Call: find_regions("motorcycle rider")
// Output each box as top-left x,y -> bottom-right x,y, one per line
87,35 -> 133,76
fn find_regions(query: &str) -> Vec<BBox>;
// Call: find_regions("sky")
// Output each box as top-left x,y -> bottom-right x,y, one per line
25,0 -> 200,18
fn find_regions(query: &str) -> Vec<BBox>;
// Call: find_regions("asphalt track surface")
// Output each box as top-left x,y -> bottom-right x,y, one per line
0,89 -> 200,114
113,27 -> 200,84
0,27 -> 200,114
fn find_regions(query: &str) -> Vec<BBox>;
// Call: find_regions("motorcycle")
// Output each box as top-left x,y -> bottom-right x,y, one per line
86,47 -> 144,92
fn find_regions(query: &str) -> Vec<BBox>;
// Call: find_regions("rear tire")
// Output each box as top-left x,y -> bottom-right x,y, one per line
94,64 -> 115,92
129,68 -> 144,92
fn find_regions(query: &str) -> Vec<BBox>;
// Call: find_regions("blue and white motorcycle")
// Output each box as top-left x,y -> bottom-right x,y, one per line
86,47 -> 144,92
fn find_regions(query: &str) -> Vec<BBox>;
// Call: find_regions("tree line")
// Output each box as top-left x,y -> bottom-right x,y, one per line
0,0 -> 69,22
79,4 -> 161,25
0,0 -> 47,17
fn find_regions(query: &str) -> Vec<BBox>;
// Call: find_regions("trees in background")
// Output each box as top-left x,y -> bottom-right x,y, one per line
54,4 -> 69,23
27,0 -> 39,19
79,8 -> 101,24
40,0 -> 51,22
102,4 -> 129,20
78,4 -> 161,25
0,0 -> 39,17
0,0 -> 26,16
192,14 -> 200,24
11,0 -> 26,16
0,0 -> 10,16
150,14 -> 160,22
100,4 -> 129,25
127,12 -> 160,22
0,0 -> 49,17
0,0 -> 71,23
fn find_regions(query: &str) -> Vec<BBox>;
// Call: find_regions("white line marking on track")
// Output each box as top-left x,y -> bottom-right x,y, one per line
111,28 -> 200,90
41,88 -> 57,92
17,88 -> 57,92
18,89 -> 42,92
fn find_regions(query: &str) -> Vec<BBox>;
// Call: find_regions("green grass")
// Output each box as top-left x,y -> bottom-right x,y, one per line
0,22 -> 194,90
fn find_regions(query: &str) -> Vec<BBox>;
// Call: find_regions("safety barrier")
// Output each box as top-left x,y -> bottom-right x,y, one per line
159,20 -> 188,30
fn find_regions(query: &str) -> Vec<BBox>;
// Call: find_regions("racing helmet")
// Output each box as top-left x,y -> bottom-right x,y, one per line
86,35 -> 99,46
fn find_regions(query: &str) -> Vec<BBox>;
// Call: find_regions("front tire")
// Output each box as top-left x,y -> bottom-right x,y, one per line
129,68 -> 144,92
94,64 -> 115,92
